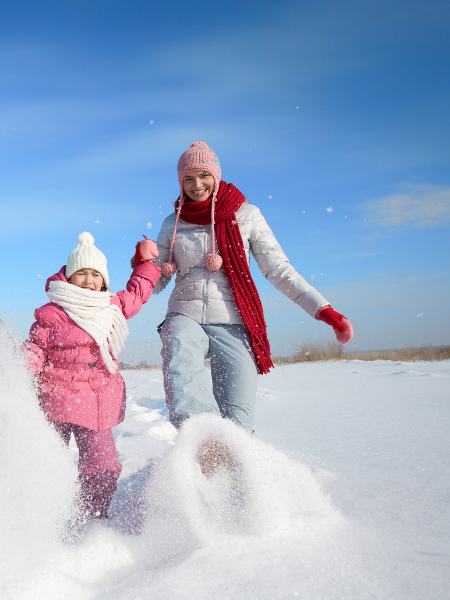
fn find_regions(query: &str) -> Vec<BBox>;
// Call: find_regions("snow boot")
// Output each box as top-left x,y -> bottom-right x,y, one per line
197,440 -> 235,479
78,470 -> 120,520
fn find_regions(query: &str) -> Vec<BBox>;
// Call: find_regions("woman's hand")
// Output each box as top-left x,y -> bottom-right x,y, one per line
316,306 -> 353,344
134,235 -> 159,266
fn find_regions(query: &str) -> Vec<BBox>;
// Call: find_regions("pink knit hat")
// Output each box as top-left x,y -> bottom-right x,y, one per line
177,141 -> 222,200
162,142 -> 223,276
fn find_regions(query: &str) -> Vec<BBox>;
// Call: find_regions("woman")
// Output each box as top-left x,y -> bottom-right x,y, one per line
153,141 -> 352,434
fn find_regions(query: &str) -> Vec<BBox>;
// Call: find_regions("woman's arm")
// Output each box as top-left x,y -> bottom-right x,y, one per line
113,261 -> 161,319
152,217 -> 175,295
248,206 -> 330,318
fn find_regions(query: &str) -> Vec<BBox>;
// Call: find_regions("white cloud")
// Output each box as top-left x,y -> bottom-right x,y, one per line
361,184 -> 450,228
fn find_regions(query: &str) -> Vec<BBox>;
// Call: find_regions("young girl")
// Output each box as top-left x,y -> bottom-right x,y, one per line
23,231 -> 160,523
153,141 -> 353,439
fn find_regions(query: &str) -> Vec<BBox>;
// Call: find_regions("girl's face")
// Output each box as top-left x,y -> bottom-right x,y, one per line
69,268 -> 104,292
183,170 -> 215,202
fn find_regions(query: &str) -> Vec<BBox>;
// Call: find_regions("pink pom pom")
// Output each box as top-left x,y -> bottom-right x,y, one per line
335,317 -> 353,344
206,253 -> 223,271
162,262 -> 177,277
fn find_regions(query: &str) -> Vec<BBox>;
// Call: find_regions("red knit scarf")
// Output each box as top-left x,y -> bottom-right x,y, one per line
179,181 -> 274,374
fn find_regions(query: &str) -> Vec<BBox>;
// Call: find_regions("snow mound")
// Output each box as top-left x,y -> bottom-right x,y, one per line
0,325 -> 77,597
142,413 -> 341,559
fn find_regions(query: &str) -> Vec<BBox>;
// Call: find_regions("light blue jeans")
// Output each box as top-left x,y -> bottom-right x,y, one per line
159,314 -> 258,431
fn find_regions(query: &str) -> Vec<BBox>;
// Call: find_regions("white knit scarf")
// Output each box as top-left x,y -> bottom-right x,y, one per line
47,280 -> 129,374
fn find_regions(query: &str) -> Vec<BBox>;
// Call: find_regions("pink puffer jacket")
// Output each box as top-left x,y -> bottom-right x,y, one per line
23,261 -> 161,431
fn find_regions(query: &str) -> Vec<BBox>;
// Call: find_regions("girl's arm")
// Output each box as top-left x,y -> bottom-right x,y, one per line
22,321 -> 50,376
248,205 -> 330,318
112,261 -> 161,319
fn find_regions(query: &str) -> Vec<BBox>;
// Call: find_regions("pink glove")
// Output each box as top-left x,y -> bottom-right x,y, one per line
134,235 -> 159,266
317,307 -> 353,344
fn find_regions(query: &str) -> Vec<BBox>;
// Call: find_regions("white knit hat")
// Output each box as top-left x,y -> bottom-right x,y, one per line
65,232 -> 109,287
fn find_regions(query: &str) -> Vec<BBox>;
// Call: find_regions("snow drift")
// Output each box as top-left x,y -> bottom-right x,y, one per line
0,325 -> 77,597
0,323 -> 448,599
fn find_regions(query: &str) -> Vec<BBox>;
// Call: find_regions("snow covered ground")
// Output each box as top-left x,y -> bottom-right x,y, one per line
1,325 -> 449,599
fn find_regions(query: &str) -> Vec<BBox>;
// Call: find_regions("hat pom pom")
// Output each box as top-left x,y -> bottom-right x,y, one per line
77,232 -> 95,245
162,262 -> 177,277
206,253 -> 222,271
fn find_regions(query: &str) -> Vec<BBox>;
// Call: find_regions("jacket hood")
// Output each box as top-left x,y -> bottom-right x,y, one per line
45,265 -> 68,292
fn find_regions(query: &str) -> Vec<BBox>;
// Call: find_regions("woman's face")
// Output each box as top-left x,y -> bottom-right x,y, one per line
183,170 -> 215,202
69,268 -> 104,292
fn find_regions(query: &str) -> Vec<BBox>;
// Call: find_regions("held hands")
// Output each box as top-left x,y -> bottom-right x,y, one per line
133,235 -> 159,267
316,306 -> 353,344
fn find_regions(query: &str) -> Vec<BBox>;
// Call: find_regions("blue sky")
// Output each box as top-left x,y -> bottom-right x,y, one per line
1,0 -> 449,364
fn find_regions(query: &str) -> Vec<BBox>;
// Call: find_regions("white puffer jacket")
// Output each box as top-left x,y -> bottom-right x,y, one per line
153,202 -> 329,325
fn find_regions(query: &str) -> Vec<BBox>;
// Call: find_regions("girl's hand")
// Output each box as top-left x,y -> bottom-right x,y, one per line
134,235 -> 159,265
316,306 -> 353,344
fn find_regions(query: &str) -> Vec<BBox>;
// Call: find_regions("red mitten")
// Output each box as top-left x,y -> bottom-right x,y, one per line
134,235 -> 159,265
318,307 -> 353,344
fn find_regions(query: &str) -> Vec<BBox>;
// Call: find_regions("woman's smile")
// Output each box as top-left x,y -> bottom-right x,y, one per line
183,170 -> 215,202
